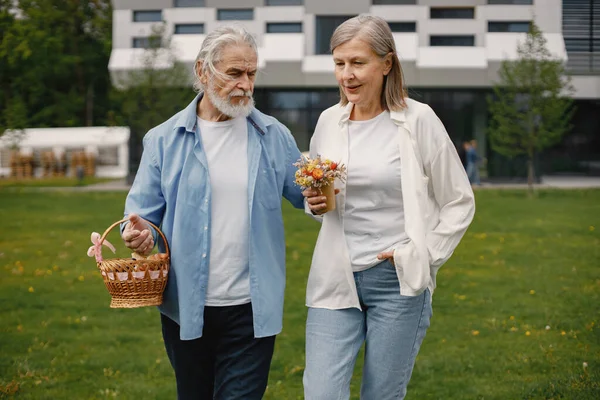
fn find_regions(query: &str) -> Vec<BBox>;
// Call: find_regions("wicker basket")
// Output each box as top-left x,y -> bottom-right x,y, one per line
96,218 -> 170,308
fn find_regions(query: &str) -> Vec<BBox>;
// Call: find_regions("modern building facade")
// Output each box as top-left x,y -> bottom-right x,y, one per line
109,0 -> 600,178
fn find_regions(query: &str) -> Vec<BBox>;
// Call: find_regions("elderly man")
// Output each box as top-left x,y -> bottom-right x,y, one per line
121,25 -> 305,399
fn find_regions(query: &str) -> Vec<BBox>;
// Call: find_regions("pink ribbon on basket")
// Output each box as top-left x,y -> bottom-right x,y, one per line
86,232 -> 116,263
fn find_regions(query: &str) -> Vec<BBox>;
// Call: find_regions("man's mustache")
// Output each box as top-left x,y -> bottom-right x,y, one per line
229,90 -> 253,98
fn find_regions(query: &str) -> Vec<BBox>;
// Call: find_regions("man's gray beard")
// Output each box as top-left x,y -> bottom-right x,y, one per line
205,83 -> 254,119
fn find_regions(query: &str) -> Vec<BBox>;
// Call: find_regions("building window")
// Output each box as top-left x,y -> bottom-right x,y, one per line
430,7 -> 475,19
315,15 -> 354,54
132,10 -> 162,22
132,37 -> 162,49
265,0 -> 303,5
564,39 -> 600,52
488,21 -> 531,32
217,9 -> 254,21
132,37 -> 149,48
266,22 -> 302,33
373,0 -> 417,4
388,22 -> 416,32
175,24 -> 204,34
430,35 -> 475,46
253,89 -> 340,152
487,0 -> 533,4
563,0 -> 600,73
173,0 -> 204,6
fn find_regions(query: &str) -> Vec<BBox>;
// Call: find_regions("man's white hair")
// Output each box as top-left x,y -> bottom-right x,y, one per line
193,25 -> 258,92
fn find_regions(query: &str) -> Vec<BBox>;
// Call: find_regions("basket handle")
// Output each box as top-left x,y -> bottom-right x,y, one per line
98,218 -> 170,259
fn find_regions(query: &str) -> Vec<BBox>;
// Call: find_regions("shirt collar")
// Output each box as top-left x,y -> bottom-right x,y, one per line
174,92 -> 273,135
338,101 -> 407,127
174,93 -> 202,133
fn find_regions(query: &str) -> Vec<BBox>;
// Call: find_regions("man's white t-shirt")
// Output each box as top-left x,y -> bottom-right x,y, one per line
344,111 -> 409,272
197,116 -> 251,306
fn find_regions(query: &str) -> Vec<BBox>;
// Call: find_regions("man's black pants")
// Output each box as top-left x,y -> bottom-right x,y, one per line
161,303 -> 276,400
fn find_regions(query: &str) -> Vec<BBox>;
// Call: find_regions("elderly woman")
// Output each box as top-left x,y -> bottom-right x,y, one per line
302,15 -> 475,399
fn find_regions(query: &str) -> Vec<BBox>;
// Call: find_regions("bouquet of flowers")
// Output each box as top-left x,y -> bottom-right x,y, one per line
294,155 -> 347,211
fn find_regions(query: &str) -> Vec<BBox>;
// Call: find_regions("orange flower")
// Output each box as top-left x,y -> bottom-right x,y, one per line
312,168 -> 324,180
330,162 -> 338,170
301,168 -> 310,176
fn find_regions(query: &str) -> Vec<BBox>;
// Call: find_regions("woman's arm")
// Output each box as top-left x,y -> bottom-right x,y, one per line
415,106 -> 475,268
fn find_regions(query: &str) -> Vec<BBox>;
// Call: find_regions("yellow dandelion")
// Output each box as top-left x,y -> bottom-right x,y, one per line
525,331 -> 531,336
510,316 -> 515,320
17,325 -> 23,332
479,255 -> 485,261
78,275 -> 85,282
589,226 -> 595,232
46,270 -> 52,275
510,327 -> 518,332
75,318 -> 81,324
53,265 -> 59,271
529,290 -> 535,295
457,294 -> 466,300
471,330 -> 480,336
561,331 -> 566,336
499,237 -> 505,243
28,286 -> 34,293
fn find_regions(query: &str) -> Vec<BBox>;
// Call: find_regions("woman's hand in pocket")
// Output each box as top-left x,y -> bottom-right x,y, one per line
377,250 -> 395,267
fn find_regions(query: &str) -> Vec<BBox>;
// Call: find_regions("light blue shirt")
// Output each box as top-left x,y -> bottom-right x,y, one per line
124,94 -> 305,340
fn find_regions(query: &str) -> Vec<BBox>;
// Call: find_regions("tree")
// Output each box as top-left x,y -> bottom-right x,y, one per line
0,0 -> 113,136
108,23 -> 192,180
487,22 -> 575,196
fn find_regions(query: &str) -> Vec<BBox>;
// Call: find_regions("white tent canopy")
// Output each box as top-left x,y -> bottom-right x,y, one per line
0,127 -> 130,178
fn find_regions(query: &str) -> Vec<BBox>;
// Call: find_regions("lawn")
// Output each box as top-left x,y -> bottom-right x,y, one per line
0,189 -> 598,399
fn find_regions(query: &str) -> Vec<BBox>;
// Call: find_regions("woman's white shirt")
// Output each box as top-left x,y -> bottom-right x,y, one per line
305,98 -> 475,310
345,111 -> 409,272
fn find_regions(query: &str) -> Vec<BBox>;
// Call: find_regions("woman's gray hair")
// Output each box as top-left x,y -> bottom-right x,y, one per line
330,14 -> 407,111
192,25 -> 258,92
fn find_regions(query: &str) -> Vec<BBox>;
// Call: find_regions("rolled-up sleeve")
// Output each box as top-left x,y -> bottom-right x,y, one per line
421,112 -> 475,268
122,134 -> 166,243
302,129 -> 324,223
282,128 -> 305,209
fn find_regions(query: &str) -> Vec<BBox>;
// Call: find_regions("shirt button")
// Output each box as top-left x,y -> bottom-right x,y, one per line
204,226 -> 208,231
202,253 -> 206,258
205,199 -> 208,204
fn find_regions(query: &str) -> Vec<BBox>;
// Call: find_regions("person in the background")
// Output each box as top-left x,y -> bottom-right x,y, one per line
120,25 -> 304,400
301,14 -> 475,399
466,139 -> 481,186
458,140 -> 470,169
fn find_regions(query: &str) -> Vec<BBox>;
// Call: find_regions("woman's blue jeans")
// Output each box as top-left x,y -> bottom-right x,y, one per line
303,260 -> 432,400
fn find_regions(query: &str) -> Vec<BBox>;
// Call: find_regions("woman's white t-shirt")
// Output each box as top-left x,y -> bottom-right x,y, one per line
344,111 -> 409,272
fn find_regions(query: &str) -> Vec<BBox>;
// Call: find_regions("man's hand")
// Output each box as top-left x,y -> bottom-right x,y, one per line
122,214 -> 154,256
303,187 -> 340,215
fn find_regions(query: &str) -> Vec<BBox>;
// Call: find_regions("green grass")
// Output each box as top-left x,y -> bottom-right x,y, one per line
0,190 -> 599,399
0,177 -> 115,188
